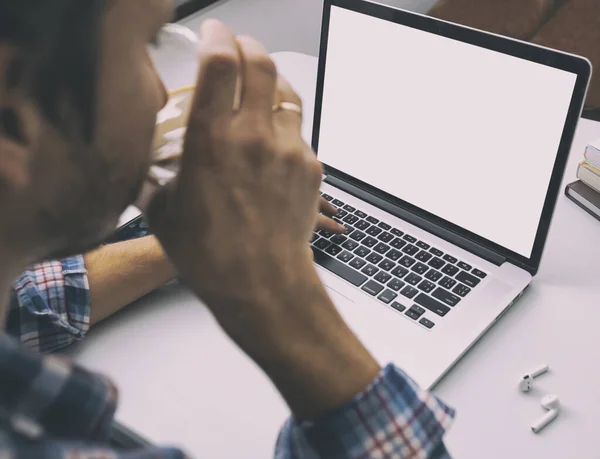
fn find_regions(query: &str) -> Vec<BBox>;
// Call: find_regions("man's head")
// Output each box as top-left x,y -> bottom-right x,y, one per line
0,0 -> 170,265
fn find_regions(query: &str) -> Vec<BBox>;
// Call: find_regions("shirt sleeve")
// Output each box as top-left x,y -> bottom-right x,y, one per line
6,255 -> 91,354
275,364 -> 455,459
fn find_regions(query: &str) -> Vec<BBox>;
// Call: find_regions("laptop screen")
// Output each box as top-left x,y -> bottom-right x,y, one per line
317,6 -> 578,259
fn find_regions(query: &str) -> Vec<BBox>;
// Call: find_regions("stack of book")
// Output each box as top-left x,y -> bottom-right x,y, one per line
566,137 -> 600,221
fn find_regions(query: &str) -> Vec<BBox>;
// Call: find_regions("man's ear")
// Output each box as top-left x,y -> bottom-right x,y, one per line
0,44 -> 41,193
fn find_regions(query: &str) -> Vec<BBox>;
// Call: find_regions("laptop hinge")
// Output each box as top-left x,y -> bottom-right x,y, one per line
324,175 -> 506,266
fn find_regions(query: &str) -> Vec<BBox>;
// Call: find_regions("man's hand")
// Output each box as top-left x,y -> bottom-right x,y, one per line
316,196 -> 345,233
146,20 -> 379,420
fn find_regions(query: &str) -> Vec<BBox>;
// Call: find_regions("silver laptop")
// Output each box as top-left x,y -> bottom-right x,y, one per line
311,0 -> 591,389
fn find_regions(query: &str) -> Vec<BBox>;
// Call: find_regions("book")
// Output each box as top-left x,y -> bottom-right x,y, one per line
584,137 -> 600,168
565,180 -> 600,222
576,161 -> 600,194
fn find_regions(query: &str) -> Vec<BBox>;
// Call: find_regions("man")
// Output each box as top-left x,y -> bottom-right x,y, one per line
0,1 -> 454,457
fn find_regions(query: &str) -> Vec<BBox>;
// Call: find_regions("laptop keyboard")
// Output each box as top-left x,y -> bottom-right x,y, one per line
312,192 -> 488,330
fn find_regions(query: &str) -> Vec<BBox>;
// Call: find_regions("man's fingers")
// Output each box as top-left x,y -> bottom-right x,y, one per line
192,20 -> 240,117
319,197 -> 338,217
316,214 -> 345,234
235,35 -> 278,118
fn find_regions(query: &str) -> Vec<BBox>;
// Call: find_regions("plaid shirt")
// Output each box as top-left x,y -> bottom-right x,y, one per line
0,333 -> 454,458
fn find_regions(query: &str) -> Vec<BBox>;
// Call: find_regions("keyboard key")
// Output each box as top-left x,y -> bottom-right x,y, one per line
391,301 -> 406,313
458,261 -> 472,271
387,278 -> 406,291
403,234 -> 417,243
429,247 -> 444,257
361,264 -> 379,277
378,222 -> 391,231
349,258 -> 367,270
419,317 -> 435,329
472,268 -> 487,279
313,238 -> 331,250
343,226 -> 355,236
377,289 -> 397,304
350,231 -> 366,241
391,266 -> 409,278
453,283 -> 471,297
342,214 -> 359,225
399,256 -> 416,268
402,244 -> 419,256
432,288 -> 460,307
374,271 -> 392,284
400,285 -> 418,299
385,249 -> 402,261
366,216 -> 379,224
311,233 -> 319,243
319,230 -> 333,238
366,253 -> 383,264
362,236 -> 378,248
412,262 -> 429,275
325,244 -> 343,256
373,242 -> 390,254
355,220 -> 370,230
442,264 -> 459,276
418,280 -> 436,293
416,251 -> 432,262
333,217 -> 343,225
443,254 -> 458,264
428,257 -> 445,269
330,234 -> 347,245
343,204 -> 356,212
311,248 -> 368,286
336,250 -> 354,263
322,194 -> 333,201
336,209 -> 348,218
342,240 -> 359,251
405,273 -> 422,285
456,271 -> 481,288
391,228 -> 404,237
439,276 -> 457,290
355,210 -> 368,219
416,241 -> 430,250
378,259 -> 395,272
405,305 -> 425,320
415,293 -> 451,316
361,280 -> 384,296
377,232 -> 394,243
366,226 -> 382,236
354,246 -> 371,258
332,199 -> 344,207
425,269 -> 443,282
390,238 -> 407,249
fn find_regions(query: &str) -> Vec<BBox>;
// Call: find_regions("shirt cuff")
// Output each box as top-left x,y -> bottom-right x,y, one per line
61,255 -> 91,338
276,364 -> 455,458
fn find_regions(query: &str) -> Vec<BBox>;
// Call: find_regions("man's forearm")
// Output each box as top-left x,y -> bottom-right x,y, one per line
85,236 -> 176,324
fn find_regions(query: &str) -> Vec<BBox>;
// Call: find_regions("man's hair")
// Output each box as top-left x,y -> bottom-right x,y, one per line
0,0 -> 106,140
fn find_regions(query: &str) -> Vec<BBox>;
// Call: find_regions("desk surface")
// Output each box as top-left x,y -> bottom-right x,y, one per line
66,52 -> 600,459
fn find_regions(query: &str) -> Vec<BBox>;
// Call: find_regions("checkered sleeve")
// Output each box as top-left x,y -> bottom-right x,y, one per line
6,255 -> 91,354
275,364 -> 455,459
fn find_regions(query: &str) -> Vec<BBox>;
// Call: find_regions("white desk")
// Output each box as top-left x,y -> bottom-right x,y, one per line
65,52 -> 600,459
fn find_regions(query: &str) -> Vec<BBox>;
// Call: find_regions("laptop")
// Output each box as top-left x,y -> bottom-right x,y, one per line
310,0 -> 591,389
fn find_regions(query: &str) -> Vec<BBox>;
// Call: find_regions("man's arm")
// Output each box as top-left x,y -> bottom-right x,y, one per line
7,236 -> 175,353
85,236 -> 176,324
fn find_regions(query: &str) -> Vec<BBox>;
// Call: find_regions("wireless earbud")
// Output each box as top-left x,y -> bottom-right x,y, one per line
531,394 -> 560,433
518,364 -> 550,392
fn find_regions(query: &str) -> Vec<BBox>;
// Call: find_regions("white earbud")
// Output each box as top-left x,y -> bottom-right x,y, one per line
518,364 -> 550,392
518,375 -> 533,392
531,394 -> 560,433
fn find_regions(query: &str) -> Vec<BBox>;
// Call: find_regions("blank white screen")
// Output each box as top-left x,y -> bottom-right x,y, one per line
318,6 -> 578,258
